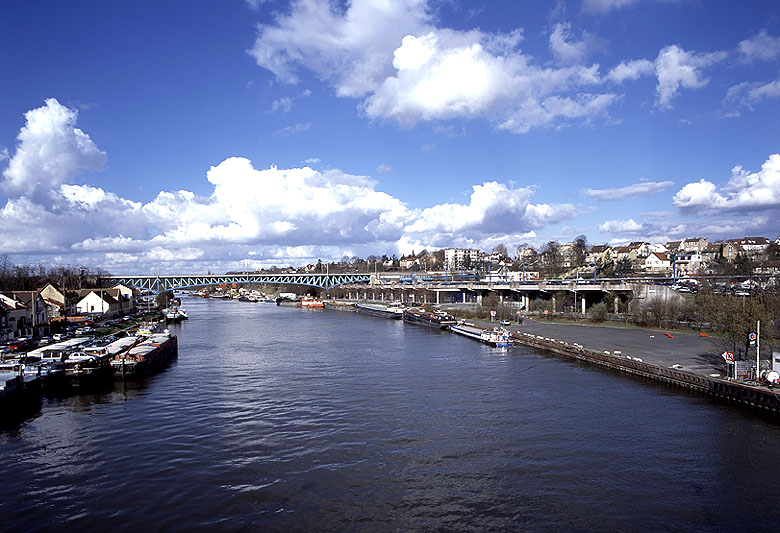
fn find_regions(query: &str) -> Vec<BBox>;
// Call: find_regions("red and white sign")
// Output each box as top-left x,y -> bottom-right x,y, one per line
722,351 -> 735,362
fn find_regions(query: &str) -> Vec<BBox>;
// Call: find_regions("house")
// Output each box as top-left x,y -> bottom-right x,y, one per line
721,241 -> 743,262
0,298 -> 11,341
644,252 -> 671,274
74,289 -> 122,317
399,256 -> 418,270
10,292 -> 49,333
673,251 -> 704,275
701,243 -> 723,264
680,237 -> 709,253
586,245 -> 612,265
0,293 -> 34,340
729,237 -> 770,257
666,240 -> 682,253
516,247 -> 538,262
110,284 -> 136,312
38,282 -> 66,319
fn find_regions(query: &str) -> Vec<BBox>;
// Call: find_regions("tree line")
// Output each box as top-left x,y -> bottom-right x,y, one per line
0,256 -> 108,293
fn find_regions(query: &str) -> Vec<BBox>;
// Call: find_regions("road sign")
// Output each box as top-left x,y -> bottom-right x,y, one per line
516,310 -> 522,315
749,332 -> 757,341
722,351 -> 734,363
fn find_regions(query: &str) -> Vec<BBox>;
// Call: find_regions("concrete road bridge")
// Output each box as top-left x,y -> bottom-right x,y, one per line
101,272 -> 644,313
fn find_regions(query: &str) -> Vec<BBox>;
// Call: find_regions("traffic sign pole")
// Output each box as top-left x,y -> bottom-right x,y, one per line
756,320 -> 761,381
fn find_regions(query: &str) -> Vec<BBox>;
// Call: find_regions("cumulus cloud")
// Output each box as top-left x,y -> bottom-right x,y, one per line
1,98 -> 107,205
1,99 -> 579,271
606,59 -> 654,83
584,180 -> 674,200
654,45 -> 726,109
251,1 -> 618,133
738,30 -> 780,63
598,218 -> 644,233
248,0 -> 431,97
404,181 -> 578,245
672,153 -> 780,212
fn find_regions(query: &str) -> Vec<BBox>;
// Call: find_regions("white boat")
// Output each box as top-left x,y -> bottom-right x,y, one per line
450,323 -> 513,347
164,307 -> 188,322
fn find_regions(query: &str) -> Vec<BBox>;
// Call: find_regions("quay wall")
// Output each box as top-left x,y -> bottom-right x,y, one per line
512,332 -> 780,414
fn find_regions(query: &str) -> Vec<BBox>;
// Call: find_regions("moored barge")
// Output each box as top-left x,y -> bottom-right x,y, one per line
110,327 -> 178,379
355,302 -> 404,319
450,323 -> 513,347
403,308 -> 457,330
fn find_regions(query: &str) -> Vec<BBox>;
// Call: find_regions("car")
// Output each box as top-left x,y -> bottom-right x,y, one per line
500,319 -> 511,326
52,333 -> 66,341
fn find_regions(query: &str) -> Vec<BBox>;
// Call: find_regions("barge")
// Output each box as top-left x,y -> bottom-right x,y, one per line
110,325 -> 178,379
403,308 -> 457,330
355,302 -> 404,319
451,323 -> 513,347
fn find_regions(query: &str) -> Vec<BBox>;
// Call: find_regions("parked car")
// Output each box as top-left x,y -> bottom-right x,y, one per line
500,319 -> 511,326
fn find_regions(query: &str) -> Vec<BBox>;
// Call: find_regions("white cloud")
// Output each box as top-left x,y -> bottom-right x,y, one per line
584,180 -> 674,200
248,0 -> 431,97
582,0 -> 679,14
271,97 -> 293,113
738,30 -> 780,63
606,59 -> 654,83
404,181 -> 577,243
377,164 -> 393,173
251,1 -> 617,133
273,122 -> 312,136
582,0 -> 638,13
0,99 -> 582,271
549,22 -> 603,65
654,45 -> 726,109
245,0 -> 266,10
1,98 -> 107,205
598,218 -> 644,233
673,153 -> 780,212
723,77 -> 780,113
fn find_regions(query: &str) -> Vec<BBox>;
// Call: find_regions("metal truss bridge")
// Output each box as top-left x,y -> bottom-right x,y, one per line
100,273 -> 372,292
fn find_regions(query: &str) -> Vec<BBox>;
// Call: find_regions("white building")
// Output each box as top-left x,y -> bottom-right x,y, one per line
444,248 -> 481,270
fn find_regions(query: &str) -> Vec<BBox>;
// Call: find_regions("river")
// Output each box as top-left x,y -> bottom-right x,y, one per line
2,296 -> 779,531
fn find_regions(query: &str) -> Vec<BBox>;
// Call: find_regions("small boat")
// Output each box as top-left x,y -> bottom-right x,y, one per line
450,322 -> 513,347
164,306 -> 188,322
301,296 -> 325,308
355,302 -> 405,319
403,308 -> 456,330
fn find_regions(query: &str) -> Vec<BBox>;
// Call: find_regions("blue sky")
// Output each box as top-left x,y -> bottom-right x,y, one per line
1,0 -> 778,273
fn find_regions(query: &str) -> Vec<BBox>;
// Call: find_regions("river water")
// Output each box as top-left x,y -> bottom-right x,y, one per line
2,297 -> 780,531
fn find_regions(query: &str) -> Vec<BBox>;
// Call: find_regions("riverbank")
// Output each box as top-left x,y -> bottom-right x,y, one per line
442,312 -> 780,414
309,298 -> 779,415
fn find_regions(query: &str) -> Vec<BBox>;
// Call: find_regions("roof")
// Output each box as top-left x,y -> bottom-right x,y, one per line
649,252 -> 669,261
729,237 -> 769,245
76,289 -> 120,304
589,245 -> 610,253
